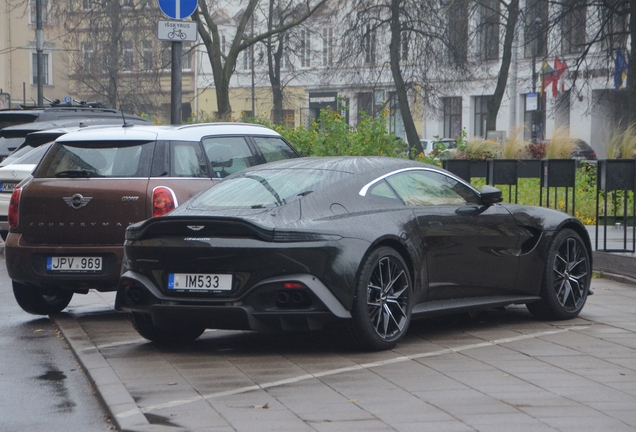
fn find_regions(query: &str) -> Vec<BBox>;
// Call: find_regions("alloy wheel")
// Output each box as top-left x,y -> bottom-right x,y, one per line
366,256 -> 410,340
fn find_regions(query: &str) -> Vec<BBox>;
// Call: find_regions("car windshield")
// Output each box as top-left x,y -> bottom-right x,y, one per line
190,168 -> 351,209
34,140 -> 155,178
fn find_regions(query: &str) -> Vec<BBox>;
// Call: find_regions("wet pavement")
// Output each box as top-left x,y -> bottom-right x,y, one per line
54,275 -> 636,432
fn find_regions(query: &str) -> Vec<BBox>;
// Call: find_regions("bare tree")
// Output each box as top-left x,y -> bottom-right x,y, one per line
485,0 -> 520,133
193,0 -> 328,120
52,0 -> 178,115
337,0 -> 459,154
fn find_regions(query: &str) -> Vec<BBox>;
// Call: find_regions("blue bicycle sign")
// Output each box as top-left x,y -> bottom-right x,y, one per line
157,0 -> 198,20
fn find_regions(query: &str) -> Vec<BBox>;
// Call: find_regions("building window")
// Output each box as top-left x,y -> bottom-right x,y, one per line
447,0 -> 468,64
479,0 -> 499,60
31,52 -> 50,85
281,34 -> 290,70
122,40 -> 134,71
474,96 -> 492,138
161,42 -> 192,71
363,25 -> 376,65
400,31 -> 409,62
300,29 -> 311,68
242,49 -> 251,70
443,97 -> 462,139
182,42 -> 192,70
142,40 -> 154,70
322,28 -> 333,67
82,0 -> 92,10
161,41 -> 171,67
524,0 -> 547,58
601,6 -> 628,50
221,35 -> 226,55
29,0 -> 49,24
121,0 -> 133,8
82,42 -> 95,71
562,0 -> 586,54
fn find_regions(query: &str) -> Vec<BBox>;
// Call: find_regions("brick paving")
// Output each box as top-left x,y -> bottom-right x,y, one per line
55,275 -> 636,432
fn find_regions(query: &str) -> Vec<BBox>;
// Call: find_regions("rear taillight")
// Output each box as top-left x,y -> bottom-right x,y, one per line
152,186 -> 177,217
8,187 -> 21,228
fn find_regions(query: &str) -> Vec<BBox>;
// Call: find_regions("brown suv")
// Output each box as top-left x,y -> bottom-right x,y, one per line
5,123 -> 300,315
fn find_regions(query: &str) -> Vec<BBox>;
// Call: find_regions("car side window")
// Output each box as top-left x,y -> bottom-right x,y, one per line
368,180 -> 403,204
171,142 -> 208,178
252,137 -> 298,163
202,137 -> 258,178
385,170 -> 479,206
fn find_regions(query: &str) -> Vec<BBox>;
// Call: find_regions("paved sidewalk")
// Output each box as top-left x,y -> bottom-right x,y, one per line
54,276 -> 636,432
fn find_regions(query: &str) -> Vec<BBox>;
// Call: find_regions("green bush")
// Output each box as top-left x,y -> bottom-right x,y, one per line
245,108 -> 408,158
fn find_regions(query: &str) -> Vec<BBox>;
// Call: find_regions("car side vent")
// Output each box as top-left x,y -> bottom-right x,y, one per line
519,227 -> 543,255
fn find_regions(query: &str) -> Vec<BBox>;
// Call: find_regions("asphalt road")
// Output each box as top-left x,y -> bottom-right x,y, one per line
0,254 -> 113,432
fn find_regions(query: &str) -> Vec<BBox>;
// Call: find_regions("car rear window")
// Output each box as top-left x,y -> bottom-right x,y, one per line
34,140 -> 155,178
189,168 -> 350,209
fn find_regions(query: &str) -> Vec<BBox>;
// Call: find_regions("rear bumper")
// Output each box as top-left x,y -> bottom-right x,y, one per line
4,232 -> 124,292
116,271 -> 352,332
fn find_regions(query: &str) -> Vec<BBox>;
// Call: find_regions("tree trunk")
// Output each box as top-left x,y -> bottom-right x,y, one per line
486,0 -> 519,134
389,0 -> 423,154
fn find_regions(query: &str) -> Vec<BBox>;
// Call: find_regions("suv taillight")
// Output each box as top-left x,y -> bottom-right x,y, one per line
152,186 -> 177,217
8,187 -> 21,228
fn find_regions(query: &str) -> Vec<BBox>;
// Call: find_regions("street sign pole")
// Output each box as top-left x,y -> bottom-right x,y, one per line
171,41 -> 182,125
158,0 -> 198,125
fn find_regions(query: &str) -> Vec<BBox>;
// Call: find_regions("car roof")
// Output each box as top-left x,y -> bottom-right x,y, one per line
55,122 -> 283,143
239,156 -> 428,176
0,117 -> 150,138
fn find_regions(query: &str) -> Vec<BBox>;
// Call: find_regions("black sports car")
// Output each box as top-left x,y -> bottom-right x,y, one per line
116,156 -> 592,350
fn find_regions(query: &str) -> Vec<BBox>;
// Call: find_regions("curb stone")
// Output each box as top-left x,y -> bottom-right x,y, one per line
52,313 -> 151,431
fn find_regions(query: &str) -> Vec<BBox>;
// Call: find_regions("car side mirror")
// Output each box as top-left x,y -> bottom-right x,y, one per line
480,185 -> 503,205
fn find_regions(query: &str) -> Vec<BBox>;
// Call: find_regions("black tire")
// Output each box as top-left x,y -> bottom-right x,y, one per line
130,312 -> 205,344
527,228 -> 591,320
12,281 -> 74,315
345,246 -> 412,351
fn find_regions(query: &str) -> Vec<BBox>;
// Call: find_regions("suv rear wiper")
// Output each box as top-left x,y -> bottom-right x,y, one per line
54,170 -> 101,178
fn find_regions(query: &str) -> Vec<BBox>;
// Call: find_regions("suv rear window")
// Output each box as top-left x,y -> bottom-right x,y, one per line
34,140 -> 155,178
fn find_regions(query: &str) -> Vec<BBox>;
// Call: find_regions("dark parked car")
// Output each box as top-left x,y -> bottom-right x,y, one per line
115,156 -> 592,351
571,139 -> 597,162
5,123 -> 300,315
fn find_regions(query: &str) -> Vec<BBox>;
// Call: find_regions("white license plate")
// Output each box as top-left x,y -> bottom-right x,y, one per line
46,256 -> 103,272
168,273 -> 232,291
0,182 -> 16,192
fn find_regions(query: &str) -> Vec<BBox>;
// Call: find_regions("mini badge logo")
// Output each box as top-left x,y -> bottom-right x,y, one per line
187,225 -> 204,231
63,193 -> 92,209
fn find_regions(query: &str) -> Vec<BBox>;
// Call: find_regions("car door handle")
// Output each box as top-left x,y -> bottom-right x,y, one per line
428,221 -> 443,227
